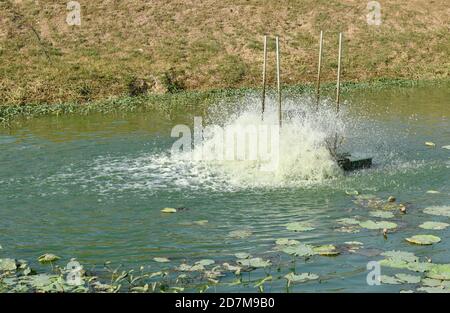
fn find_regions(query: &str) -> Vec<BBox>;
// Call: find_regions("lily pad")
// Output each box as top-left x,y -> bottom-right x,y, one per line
222,263 -> 241,275
26,274 -> 55,288
313,245 -> 340,256
38,254 -> 60,264
426,264 -> 450,280
369,211 -> 395,219
284,272 -> 319,283
161,208 -> 177,213
0,258 -> 17,271
234,252 -> 251,259
285,222 -> 315,232
177,263 -> 205,272
417,286 -> 449,293
337,218 -> 360,225
423,206 -> 450,217
406,235 -> 441,245
195,259 -> 215,266
345,190 -> 359,196
419,221 -> 449,230
228,230 -> 252,239
237,258 -> 271,268
335,225 -> 360,233
407,262 -> 434,273
379,258 -> 409,270
421,277 -> 442,287
395,273 -> 421,284
359,220 -> 397,230
380,275 -> 402,285
275,238 -> 300,246
153,257 -> 170,263
282,244 -> 315,257
381,250 -> 419,263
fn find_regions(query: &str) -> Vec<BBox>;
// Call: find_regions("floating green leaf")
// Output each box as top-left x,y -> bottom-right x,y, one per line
0,258 -> 17,271
395,273 -> 421,284
313,245 -> 340,256
282,244 -> 315,257
177,263 -> 205,272
406,235 -> 441,245
195,259 -> 215,266
417,286 -> 449,293
284,272 -> 319,283
275,238 -> 300,246
335,226 -> 360,233
407,262 -> 434,273
369,211 -> 395,219
426,264 -> 450,280
421,277 -> 442,287
237,258 -> 271,268
380,275 -> 402,285
285,222 -> 315,232
381,250 -> 419,263
228,230 -> 252,239
345,190 -> 359,196
38,254 -> 60,264
153,257 -> 170,263
419,221 -> 449,230
359,220 -> 397,230
234,252 -> 251,259
423,206 -> 450,217
379,258 -> 409,270
161,207 -> 177,213
337,218 -> 360,225
222,263 -> 241,275
426,190 -> 440,194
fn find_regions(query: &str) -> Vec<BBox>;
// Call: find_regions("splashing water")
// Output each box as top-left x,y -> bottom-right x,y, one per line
169,95 -> 346,188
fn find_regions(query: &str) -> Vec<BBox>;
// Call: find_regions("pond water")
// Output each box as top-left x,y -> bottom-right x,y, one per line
0,84 -> 449,292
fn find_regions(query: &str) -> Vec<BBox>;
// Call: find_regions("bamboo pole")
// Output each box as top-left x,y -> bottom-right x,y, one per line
333,32 -> 343,154
276,36 -> 282,128
316,30 -> 323,107
336,32 -> 343,112
261,35 -> 267,120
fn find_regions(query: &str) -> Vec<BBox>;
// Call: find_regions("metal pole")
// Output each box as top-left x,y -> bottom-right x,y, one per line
316,30 -> 323,107
276,36 -> 282,128
336,32 -> 343,112
261,35 -> 267,120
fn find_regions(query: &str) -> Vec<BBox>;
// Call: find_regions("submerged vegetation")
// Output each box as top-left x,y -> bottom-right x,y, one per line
2,192 -> 450,293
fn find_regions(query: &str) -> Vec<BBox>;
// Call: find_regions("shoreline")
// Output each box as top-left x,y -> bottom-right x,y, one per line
1,78 -> 449,128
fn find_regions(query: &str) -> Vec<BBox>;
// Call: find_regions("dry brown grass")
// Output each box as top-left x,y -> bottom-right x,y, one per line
0,0 -> 449,105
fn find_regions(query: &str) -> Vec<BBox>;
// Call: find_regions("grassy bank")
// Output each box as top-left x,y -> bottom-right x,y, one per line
1,1 -> 449,105
1,78 -> 449,128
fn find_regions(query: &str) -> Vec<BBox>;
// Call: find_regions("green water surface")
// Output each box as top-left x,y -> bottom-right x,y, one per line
0,85 -> 449,292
